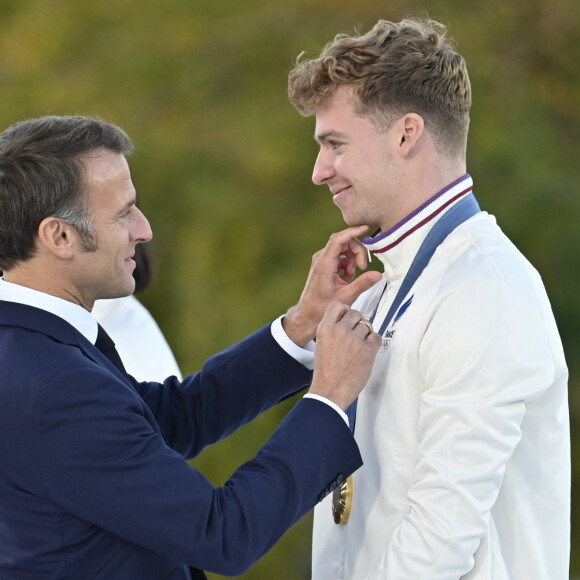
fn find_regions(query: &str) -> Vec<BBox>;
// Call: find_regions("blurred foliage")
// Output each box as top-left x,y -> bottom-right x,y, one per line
1,0 -> 579,577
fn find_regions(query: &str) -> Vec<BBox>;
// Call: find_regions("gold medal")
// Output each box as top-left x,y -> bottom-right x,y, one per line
331,474 -> 354,524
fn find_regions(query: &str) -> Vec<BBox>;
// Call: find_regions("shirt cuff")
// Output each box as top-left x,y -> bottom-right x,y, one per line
270,315 -> 315,370
304,394 -> 350,427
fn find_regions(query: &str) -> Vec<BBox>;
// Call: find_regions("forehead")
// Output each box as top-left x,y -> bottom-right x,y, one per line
316,85 -> 359,118
82,149 -> 131,187
314,86 -> 379,141
82,150 -> 136,214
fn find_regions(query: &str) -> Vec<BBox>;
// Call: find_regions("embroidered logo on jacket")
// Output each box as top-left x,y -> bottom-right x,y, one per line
381,295 -> 413,352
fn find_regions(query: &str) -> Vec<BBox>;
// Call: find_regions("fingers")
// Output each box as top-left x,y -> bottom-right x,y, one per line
317,226 -> 375,288
326,300 -> 359,324
310,303 -> 382,410
354,317 -> 374,337
353,318 -> 382,350
309,226 -> 373,286
310,248 -> 324,267
325,226 -> 370,266
324,303 -> 380,344
336,270 -> 383,306
284,226 -> 378,348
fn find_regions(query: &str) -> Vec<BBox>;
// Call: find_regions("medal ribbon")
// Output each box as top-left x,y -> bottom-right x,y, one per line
346,192 -> 481,433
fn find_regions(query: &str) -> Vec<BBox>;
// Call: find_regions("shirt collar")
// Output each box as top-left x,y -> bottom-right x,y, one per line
0,279 -> 98,343
363,174 -> 474,275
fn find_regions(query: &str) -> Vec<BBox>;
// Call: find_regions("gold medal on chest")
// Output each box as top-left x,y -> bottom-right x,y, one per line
331,474 -> 354,524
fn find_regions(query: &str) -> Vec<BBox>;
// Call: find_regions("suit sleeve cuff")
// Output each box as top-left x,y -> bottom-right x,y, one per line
303,394 -> 349,427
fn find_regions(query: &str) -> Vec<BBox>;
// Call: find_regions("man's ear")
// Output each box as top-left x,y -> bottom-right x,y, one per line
37,217 -> 76,259
398,113 -> 424,155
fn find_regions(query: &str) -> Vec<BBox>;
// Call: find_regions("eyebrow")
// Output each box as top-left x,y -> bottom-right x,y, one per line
117,198 -> 137,216
314,130 -> 349,145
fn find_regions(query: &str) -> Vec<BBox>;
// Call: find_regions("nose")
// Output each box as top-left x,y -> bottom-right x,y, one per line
132,207 -> 153,243
312,149 -> 335,185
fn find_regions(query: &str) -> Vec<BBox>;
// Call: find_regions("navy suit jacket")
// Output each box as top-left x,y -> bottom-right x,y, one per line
0,301 -> 362,579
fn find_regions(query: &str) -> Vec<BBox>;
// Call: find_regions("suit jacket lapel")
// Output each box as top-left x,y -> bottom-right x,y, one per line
0,301 -> 132,384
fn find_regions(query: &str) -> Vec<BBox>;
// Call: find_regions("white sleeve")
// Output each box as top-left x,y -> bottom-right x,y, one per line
270,315 -> 315,370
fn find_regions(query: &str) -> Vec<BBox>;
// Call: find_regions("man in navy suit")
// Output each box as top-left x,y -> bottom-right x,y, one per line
0,115 -> 382,579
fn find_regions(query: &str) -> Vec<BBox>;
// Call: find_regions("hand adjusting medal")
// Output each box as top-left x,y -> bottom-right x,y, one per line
332,474 -> 354,524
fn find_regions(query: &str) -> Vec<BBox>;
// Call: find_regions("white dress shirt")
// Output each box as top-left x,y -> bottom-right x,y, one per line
0,279 -> 98,341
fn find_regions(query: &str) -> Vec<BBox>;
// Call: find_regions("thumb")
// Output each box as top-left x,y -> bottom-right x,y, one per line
338,271 -> 383,305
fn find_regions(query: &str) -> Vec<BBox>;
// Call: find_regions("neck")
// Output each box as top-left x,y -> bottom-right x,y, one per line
364,174 -> 473,256
3,262 -> 90,311
380,156 -> 466,232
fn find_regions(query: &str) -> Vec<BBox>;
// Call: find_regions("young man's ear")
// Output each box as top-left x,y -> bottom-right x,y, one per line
398,113 -> 424,154
37,217 -> 77,259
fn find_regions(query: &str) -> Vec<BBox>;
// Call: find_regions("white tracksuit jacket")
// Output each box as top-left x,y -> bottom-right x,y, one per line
312,175 -> 570,579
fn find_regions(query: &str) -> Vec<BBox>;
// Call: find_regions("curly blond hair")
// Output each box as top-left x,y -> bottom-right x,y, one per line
288,17 -> 471,159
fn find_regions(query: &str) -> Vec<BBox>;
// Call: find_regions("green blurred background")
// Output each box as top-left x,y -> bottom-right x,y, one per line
1,0 -> 578,577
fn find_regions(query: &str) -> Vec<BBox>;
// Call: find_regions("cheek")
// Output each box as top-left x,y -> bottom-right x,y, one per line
341,146 -> 377,174
335,152 -> 356,175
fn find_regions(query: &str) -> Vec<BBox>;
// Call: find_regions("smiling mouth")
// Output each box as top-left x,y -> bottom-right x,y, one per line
332,185 -> 351,200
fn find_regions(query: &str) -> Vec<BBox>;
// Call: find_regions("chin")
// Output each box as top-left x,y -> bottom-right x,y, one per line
108,280 -> 136,300
343,216 -> 367,228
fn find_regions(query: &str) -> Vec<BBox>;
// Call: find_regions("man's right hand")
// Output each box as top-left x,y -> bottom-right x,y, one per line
309,302 -> 381,412
283,226 -> 382,348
